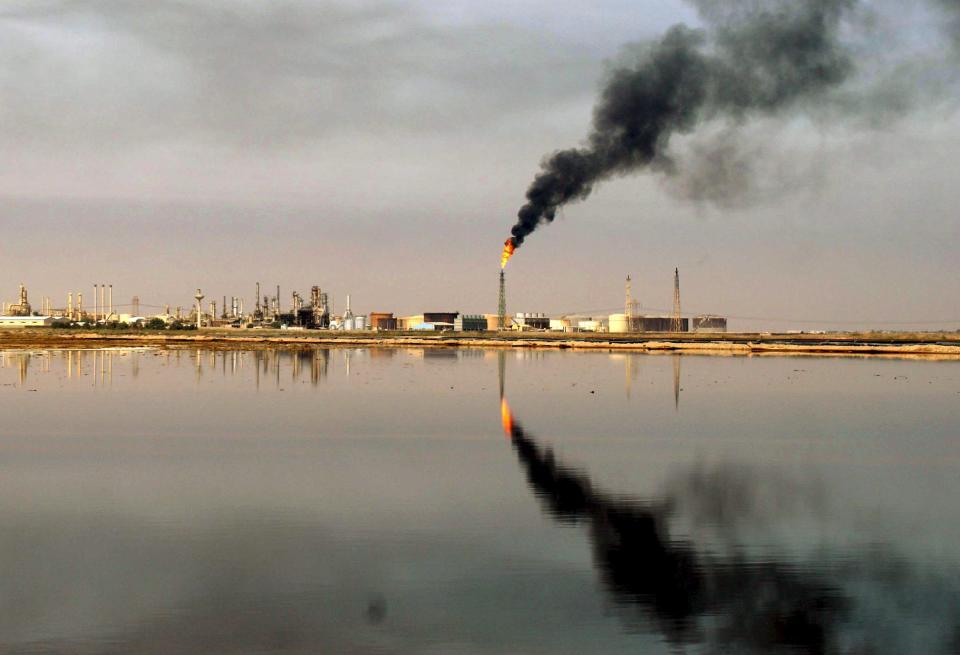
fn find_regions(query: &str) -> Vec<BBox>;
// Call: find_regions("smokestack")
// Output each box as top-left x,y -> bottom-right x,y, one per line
498,270 -> 506,330
93,284 -> 98,321
671,268 -> 682,333
108,284 -> 113,320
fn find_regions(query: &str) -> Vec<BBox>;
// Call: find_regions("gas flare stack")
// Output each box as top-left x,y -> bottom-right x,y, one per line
498,270 -> 507,331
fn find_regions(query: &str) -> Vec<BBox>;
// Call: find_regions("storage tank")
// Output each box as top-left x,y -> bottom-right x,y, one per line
577,319 -> 601,332
354,315 -> 366,330
608,313 -> 629,333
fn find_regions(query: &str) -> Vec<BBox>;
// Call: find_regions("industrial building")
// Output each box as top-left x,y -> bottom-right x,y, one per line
4,284 -> 32,316
513,313 -> 550,330
368,312 -> 397,331
607,270 -> 725,333
0,316 -> 55,328
576,318 -> 606,332
692,315 -> 728,332
1,266 -> 729,336
401,312 -> 457,331
454,314 -> 487,331
424,312 -> 459,325
609,314 -> 690,333
398,314 -> 424,330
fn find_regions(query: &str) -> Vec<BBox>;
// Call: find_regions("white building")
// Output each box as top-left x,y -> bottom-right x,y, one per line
0,315 -> 56,328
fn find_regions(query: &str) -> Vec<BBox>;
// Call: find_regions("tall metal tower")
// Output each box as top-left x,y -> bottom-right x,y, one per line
671,268 -> 682,332
625,275 -> 633,332
498,270 -> 507,330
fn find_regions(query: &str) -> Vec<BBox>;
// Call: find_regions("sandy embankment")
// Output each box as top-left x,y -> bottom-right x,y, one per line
2,329 -> 960,359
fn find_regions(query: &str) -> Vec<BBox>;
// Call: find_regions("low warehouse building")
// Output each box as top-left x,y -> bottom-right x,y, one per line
454,314 -> 487,331
692,315 -> 728,332
397,314 -> 425,330
514,313 -> 550,330
423,312 -> 459,325
369,312 -> 397,331
639,316 -> 689,332
0,316 -> 56,328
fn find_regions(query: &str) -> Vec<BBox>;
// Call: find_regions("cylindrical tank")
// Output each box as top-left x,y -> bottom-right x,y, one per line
354,315 -> 366,330
343,317 -> 355,331
609,313 -> 628,333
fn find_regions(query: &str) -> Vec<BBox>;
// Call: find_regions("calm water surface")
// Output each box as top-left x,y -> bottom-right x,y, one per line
1,347 -> 959,653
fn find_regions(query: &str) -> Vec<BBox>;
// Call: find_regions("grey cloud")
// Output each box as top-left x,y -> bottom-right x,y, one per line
0,1 -> 600,150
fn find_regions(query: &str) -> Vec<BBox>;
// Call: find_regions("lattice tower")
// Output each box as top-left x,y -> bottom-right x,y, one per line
671,268 -> 682,332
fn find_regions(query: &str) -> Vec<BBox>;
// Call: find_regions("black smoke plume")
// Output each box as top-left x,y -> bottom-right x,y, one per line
508,0 -> 960,249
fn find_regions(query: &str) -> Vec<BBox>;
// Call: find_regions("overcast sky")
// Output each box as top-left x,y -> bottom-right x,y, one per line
1,0 -> 958,330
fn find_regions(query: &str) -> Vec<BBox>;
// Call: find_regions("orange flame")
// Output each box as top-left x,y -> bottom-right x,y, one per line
500,238 -> 516,269
500,397 -> 514,439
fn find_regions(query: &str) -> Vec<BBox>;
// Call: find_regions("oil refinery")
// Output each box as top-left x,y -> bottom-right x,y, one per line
1,271 -> 727,334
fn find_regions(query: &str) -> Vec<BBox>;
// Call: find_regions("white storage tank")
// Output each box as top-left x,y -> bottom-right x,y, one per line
608,313 -> 629,333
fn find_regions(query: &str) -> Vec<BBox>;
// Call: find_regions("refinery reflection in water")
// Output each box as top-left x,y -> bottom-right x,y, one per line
0,347 -> 958,653
497,350 -> 960,653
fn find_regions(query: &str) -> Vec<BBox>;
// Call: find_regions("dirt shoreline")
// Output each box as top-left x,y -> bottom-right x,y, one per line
2,329 -> 960,359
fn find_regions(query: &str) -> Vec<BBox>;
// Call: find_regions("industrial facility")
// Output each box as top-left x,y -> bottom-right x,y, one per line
1,270 -> 727,334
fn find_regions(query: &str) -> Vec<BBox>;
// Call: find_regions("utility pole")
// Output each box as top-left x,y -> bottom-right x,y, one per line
671,268 -> 682,333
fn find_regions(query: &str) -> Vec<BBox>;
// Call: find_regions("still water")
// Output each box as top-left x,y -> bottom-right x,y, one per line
1,347 -> 959,654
